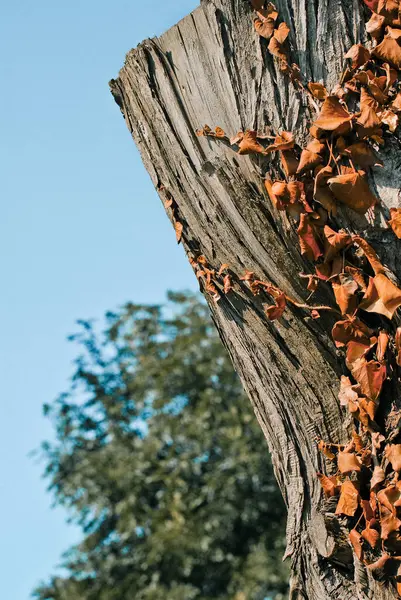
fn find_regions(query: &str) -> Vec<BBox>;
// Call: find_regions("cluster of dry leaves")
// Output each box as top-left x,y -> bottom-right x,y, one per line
193,0 -> 401,591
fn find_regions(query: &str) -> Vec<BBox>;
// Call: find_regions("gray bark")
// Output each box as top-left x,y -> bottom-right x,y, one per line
110,0 -> 401,598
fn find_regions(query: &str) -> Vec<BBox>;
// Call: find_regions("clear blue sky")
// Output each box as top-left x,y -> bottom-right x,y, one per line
0,1 -> 199,598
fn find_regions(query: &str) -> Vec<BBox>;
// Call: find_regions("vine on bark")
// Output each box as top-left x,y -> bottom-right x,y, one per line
182,0 -> 401,594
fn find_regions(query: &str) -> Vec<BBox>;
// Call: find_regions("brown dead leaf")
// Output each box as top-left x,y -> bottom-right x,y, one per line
366,12 -> 385,39
373,35 -> 401,69
318,439 -> 337,460
280,150 -> 299,176
268,23 -> 290,62
357,105 -> 382,139
377,331 -> 389,361
308,82 -> 328,101
317,473 -> 340,497
345,267 -> 367,292
349,529 -> 364,560
238,130 -> 266,155
371,465 -> 386,490
339,376 -> 360,406
386,445 -> 401,472
380,506 -> 401,540
389,207 -> 401,238
332,274 -> 359,315
345,44 -> 371,68
267,131 -> 294,152
352,430 -> 364,452
254,17 -> 276,39
297,147 -> 323,174
314,96 -> 353,132
314,166 -> 337,214
353,236 -> 386,276
323,226 -> 352,262
264,292 -> 287,321
224,274 -> 233,294
377,482 -> 401,514
332,317 -> 373,348
396,327 -> 401,366
297,214 -> 323,261
336,480 -> 360,516
174,220 -> 183,243
343,142 -> 382,169
351,357 -> 386,401
360,274 -> 401,320
338,451 -> 362,474
362,524 -> 380,549
346,339 -> 374,369
328,171 -> 377,214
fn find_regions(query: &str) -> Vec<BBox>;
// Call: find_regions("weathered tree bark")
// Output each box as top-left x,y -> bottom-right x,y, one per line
110,1 -> 401,598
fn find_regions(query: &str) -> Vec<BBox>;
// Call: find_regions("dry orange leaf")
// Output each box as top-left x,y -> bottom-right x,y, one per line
343,142 -> 382,169
353,236 -> 386,276
362,524 -> 380,549
345,266 -> 367,292
332,274 -> 359,316
377,482 -> 401,514
323,226 -> 352,262
345,338 -> 375,369
174,220 -> 183,243
373,35 -> 401,69
352,430 -> 364,452
360,274 -> 401,320
351,357 -> 386,401
314,96 -> 352,132
336,480 -> 360,516
297,213 -> 323,261
308,82 -> 328,101
338,451 -> 362,474
366,12 -> 385,39
297,147 -> 323,174
389,207 -> 401,238
357,105 -> 382,139
264,293 -> 286,320
317,473 -> 340,497
280,150 -> 299,176
339,376 -> 360,406
396,327 -> 401,366
380,506 -> 401,540
274,21 -> 290,44
318,439 -> 336,460
224,274 -> 233,294
377,331 -> 389,361
332,317 -> 373,348
238,130 -> 266,155
345,44 -> 371,68
218,263 -> 229,276
314,166 -> 337,214
327,171 -> 377,214
254,17 -> 276,39
386,444 -> 401,471
371,465 -> 386,490
380,108 -> 399,132
268,23 -> 290,63
349,529 -> 364,560
267,131 -> 294,152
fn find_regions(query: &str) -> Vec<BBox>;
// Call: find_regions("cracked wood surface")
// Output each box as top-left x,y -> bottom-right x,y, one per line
110,0 -> 401,597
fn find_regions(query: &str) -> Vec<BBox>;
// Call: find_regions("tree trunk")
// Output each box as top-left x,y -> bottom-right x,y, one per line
109,1 -> 401,598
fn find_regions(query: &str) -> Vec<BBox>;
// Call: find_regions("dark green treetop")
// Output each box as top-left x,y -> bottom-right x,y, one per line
34,292 -> 288,600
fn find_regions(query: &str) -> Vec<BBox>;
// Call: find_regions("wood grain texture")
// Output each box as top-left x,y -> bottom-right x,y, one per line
110,1 -> 401,597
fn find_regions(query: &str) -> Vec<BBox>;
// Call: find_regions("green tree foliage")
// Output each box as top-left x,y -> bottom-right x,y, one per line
34,292 -> 288,600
